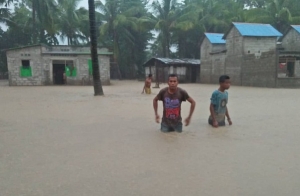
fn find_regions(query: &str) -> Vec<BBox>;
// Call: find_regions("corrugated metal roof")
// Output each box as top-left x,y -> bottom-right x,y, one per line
205,33 -> 226,44
233,22 -> 283,37
42,51 -> 113,55
143,58 -> 200,66
291,25 -> 300,34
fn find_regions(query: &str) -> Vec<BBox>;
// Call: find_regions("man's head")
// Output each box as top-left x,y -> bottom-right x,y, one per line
219,75 -> 231,89
148,74 -> 152,78
168,74 -> 178,90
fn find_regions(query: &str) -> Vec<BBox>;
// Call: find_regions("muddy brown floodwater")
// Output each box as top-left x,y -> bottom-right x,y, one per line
0,80 -> 300,196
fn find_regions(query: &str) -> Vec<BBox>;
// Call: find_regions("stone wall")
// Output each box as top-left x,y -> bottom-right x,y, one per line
277,78 -> 300,88
281,29 -> 300,52
241,51 -> 277,88
275,60 -> 300,88
243,37 -> 277,56
70,55 -> 110,85
200,38 -> 212,83
212,44 -> 226,53
7,46 -> 44,86
200,37 -> 226,83
224,27 -> 243,85
210,53 -> 226,83
224,27 -> 278,87
7,46 -> 110,86
294,60 -> 300,77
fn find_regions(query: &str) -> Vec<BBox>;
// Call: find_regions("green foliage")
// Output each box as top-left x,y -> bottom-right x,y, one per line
1,0 -> 300,77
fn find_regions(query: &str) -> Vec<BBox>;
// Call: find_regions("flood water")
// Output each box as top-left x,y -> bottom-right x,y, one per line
1,80 -> 300,196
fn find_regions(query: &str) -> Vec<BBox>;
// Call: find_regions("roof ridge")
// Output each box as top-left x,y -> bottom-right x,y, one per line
233,22 -> 271,25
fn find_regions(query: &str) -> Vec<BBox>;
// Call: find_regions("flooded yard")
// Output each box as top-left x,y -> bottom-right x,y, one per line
0,80 -> 299,196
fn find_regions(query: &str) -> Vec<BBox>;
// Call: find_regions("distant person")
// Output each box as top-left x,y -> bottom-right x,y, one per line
63,71 -> 66,85
209,75 -> 232,127
153,74 -> 196,133
142,74 -> 153,94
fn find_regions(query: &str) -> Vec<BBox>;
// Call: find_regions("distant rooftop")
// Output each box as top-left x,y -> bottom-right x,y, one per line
143,58 -> 200,66
204,33 -> 226,44
291,25 -> 300,34
224,22 -> 283,38
4,44 -> 113,55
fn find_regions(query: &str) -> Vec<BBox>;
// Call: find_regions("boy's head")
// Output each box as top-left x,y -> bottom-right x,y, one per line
148,74 -> 152,78
219,75 -> 231,89
168,74 -> 178,90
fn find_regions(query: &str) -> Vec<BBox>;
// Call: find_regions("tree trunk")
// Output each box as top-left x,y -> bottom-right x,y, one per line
166,32 -> 170,58
131,47 -> 136,79
32,0 -> 37,44
113,31 -> 122,80
88,0 -> 104,96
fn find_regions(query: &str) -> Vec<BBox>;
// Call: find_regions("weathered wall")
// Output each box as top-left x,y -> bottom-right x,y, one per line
276,60 -> 300,88
243,37 -> 277,56
210,53 -> 226,83
294,60 -> 300,77
212,44 -> 226,53
277,78 -> 300,88
7,46 -> 44,86
240,37 -> 278,87
281,29 -> 300,52
224,27 -> 278,87
56,55 -> 110,85
241,51 -> 277,88
7,46 -> 110,86
200,38 -> 226,83
200,38 -> 212,59
224,27 -> 243,85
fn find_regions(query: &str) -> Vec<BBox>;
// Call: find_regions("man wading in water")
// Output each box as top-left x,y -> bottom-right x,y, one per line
153,74 -> 196,133
142,74 -> 153,94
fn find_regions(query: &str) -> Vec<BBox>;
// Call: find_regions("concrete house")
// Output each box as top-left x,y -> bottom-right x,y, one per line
277,25 -> 300,87
280,25 -> 300,51
6,44 -> 112,86
143,58 -> 200,83
223,22 -> 283,87
200,33 -> 226,84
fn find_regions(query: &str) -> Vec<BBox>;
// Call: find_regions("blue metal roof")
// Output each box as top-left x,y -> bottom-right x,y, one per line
291,25 -> 300,34
233,22 -> 283,37
204,33 -> 226,44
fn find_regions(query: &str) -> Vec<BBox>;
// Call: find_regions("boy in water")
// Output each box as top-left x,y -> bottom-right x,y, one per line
209,75 -> 232,127
142,74 -> 153,94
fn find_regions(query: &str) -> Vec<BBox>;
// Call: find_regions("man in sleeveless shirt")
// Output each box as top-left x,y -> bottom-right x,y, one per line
153,74 -> 196,133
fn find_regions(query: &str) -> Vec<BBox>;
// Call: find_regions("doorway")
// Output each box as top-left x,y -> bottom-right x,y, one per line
191,66 -> 198,83
52,60 -> 75,85
53,63 -> 65,85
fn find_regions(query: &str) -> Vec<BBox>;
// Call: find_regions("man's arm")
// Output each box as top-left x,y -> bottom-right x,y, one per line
209,103 -> 216,121
187,97 -> 196,118
225,106 -> 232,125
184,97 -> 196,126
210,103 -> 218,127
153,96 -> 160,123
141,81 -> 146,93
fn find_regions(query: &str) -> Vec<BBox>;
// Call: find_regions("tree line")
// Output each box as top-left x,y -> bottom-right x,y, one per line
1,0 -> 300,78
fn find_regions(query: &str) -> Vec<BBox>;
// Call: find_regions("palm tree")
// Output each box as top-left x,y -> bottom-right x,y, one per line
88,0 -> 104,95
96,0 -> 148,79
57,0 -> 86,45
245,0 -> 300,32
22,0 -> 58,44
152,0 -> 180,57
0,0 -> 15,26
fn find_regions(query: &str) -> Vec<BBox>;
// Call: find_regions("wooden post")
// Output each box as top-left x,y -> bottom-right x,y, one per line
153,60 -> 160,88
